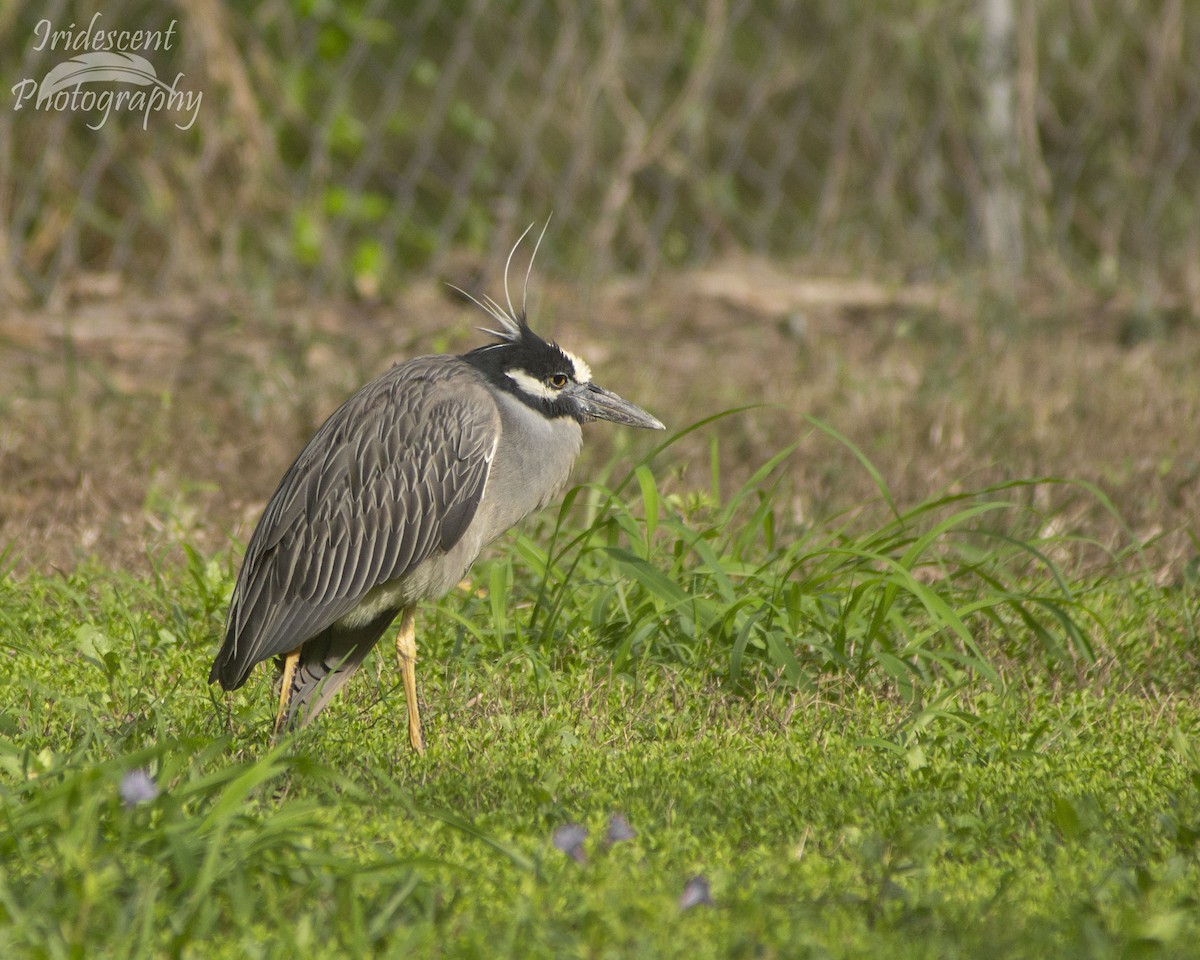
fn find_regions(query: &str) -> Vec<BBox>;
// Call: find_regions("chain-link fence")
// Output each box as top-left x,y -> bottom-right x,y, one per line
2,0 -> 1198,302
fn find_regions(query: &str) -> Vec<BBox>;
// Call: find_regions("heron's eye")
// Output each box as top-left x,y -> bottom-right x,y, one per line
548,373 -> 569,389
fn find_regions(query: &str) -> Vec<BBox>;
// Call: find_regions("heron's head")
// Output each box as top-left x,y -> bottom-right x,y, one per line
457,225 -> 664,432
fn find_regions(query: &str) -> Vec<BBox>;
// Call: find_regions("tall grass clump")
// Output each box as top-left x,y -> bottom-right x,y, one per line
478,416 -> 1126,704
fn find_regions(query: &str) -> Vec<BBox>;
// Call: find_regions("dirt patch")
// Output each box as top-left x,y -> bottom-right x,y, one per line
2,261 -> 1197,577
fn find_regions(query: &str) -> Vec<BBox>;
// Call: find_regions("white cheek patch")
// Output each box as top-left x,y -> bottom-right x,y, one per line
562,349 -> 592,384
506,369 -> 559,400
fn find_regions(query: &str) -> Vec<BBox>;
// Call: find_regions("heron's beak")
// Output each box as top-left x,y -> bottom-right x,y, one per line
574,382 -> 665,430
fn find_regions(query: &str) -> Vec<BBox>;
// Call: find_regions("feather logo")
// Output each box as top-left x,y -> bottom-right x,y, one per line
35,52 -> 160,108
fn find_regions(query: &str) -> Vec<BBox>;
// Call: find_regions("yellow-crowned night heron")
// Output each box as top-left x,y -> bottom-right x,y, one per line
208,233 -> 663,751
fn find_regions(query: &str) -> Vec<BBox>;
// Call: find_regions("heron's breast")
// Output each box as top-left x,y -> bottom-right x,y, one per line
483,400 -> 583,534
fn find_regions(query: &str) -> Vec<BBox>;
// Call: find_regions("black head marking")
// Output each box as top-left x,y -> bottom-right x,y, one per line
452,221 -> 596,420
463,319 -> 593,420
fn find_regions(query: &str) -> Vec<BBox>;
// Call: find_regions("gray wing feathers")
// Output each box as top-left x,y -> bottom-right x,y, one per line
211,358 -> 499,688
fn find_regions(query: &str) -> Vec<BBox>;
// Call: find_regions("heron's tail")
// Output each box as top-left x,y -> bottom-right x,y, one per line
274,611 -> 397,732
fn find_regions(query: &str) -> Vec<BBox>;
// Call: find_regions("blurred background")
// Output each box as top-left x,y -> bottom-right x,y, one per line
3,0 -> 1198,298
1,0 -> 1198,570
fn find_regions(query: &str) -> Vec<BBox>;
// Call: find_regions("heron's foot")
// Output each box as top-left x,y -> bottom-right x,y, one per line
407,697 -> 426,755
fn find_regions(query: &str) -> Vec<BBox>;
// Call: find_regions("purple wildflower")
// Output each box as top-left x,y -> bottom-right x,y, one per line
606,813 -> 636,845
552,823 -> 588,863
120,769 -> 159,808
679,875 -> 713,910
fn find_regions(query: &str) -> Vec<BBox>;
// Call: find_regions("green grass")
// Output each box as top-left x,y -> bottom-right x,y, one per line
2,436 -> 1199,958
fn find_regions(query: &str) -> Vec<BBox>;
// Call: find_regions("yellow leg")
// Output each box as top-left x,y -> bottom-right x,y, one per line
394,607 -> 425,754
273,647 -> 302,737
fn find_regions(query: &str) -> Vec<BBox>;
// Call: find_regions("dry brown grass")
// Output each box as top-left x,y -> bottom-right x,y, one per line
1,264 -> 1197,578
